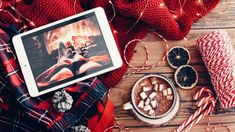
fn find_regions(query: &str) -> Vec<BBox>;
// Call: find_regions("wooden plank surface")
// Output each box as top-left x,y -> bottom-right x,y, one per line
110,1 -> 235,132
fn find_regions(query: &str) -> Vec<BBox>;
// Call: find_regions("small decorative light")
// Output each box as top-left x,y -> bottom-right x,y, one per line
0,0 -> 2,9
29,21 -> 36,28
159,2 -> 165,8
180,8 -> 184,13
15,18 -> 21,23
196,0 -> 203,5
0,98 -> 3,103
22,25 -> 28,29
173,15 -> 178,19
114,30 -> 118,34
196,12 -> 201,16
140,11 -> 144,17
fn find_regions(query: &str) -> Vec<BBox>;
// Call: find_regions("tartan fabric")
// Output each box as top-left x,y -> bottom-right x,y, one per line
0,25 -> 107,131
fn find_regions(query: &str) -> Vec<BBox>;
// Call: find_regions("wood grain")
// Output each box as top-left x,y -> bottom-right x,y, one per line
110,1 -> 235,132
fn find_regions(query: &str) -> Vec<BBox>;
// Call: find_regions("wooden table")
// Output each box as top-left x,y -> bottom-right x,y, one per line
110,1 -> 235,131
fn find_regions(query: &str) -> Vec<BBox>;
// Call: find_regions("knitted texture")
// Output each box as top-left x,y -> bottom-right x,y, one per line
0,0 -> 220,88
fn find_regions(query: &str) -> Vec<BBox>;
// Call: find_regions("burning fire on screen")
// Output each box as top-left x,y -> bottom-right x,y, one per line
44,18 -> 101,54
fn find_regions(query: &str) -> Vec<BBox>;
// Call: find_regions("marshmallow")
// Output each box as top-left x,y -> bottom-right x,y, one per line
163,89 -> 168,96
145,98 -> 150,105
149,109 -> 155,116
139,80 -> 148,86
143,86 -> 152,92
159,84 -> 164,91
138,100 -> 144,108
150,77 -> 157,84
143,105 -> 152,111
166,95 -> 174,100
151,100 -> 157,108
167,88 -> 173,95
140,92 -> 147,100
153,84 -> 159,92
149,92 -> 157,99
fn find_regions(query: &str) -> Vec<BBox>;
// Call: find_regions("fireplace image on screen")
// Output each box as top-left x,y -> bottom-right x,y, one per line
22,16 -> 112,90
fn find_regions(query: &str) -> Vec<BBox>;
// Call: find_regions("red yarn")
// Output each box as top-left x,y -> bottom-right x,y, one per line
0,0 -> 219,88
197,30 -> 235,109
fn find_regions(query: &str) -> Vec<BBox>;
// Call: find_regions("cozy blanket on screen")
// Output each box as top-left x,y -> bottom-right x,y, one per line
0,0 -> 219,131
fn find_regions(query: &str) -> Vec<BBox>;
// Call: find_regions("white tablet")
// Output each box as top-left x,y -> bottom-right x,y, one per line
12,7 -> 122,97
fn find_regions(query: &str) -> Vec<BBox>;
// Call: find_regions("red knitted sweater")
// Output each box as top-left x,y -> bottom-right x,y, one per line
0,0 -> 219,88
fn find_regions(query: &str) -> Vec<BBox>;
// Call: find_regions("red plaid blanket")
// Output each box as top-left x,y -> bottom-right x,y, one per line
0,24 -> 107,131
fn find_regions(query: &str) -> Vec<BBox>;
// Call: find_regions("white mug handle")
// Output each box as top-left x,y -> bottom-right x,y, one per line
123,102 -> 133,110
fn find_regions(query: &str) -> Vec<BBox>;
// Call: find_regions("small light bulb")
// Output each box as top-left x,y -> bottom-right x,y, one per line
159,2 -> 165,8
196,12 -> 201,16
179,8 -> 184,15
140,11 -> 144,16
196,0 -> 203,5
173,15 -> 178,19
29,21 -> 36,27
180,8 -> 183,12
15,19 -> 21,23
114,30 -> 118,34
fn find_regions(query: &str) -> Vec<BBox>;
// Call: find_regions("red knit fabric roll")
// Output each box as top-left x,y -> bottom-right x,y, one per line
0,0 -> 220,88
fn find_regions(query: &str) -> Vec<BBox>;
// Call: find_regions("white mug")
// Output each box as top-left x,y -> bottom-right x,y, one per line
123,74 -> 179,124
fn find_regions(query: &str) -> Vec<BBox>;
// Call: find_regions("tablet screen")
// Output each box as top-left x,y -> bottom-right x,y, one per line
21,12 -> 113,91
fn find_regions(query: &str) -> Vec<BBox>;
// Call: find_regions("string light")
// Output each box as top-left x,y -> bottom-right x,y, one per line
124,0 -> 149,35
0,0 -> 2,9
196,12 -> 201,17
74,0 -> 78,14
124,11 -> 144,35
0,97 -> 3,103
108,0 -> 116,23
196,0 -> 203,5
159,2 -> 165,8
12,6 -> 36,29
0,9 -> 20,23
113,30 -> 118,34
168,0 -> 186,20
0,3 -> 36,32
173,14 -> 178,19
109,0 -> 225,35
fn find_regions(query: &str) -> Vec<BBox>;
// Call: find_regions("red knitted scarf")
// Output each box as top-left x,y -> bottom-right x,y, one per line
0,0 -> 220,88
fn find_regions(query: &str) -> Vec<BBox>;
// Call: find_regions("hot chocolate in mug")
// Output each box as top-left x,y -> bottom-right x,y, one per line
123,74 -> 179,125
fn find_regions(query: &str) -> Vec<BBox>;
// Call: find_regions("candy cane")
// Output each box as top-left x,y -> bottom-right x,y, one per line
175,87 -> 216,132
182,99 -> 216,132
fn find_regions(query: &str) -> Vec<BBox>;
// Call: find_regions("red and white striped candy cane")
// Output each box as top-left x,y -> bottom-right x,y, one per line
175,87 -> 216,132
182,98 -> 216,132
